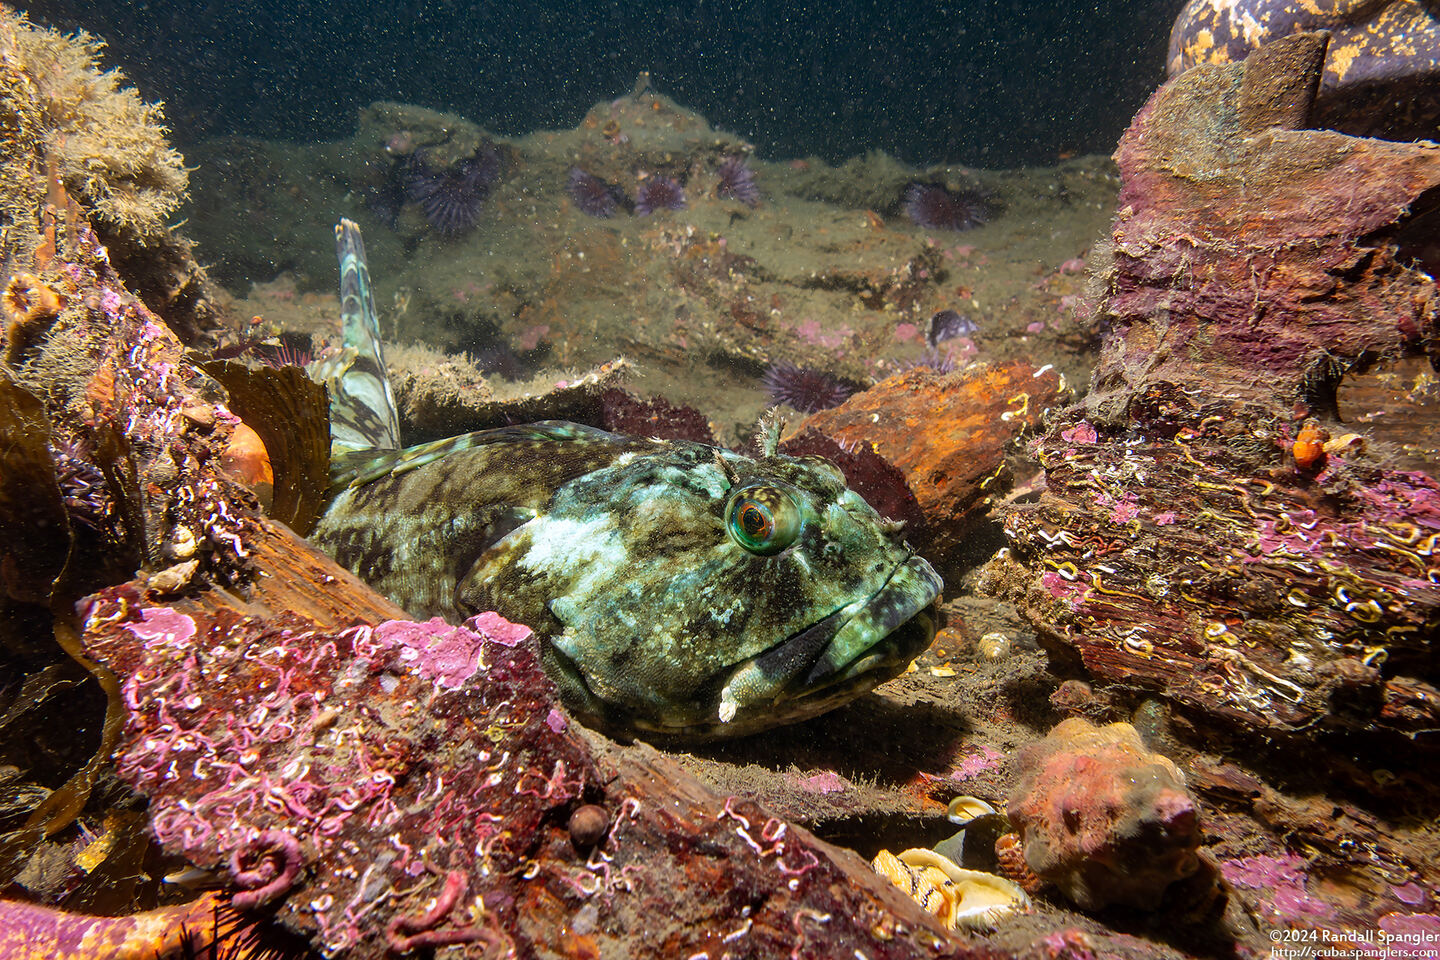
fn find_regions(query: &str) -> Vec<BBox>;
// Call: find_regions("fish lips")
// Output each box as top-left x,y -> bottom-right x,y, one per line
715,552 -> 943,731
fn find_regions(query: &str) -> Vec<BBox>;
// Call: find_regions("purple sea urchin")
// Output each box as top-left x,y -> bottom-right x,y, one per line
634,174 -> 686,216
898,347 -> 960,375
762,361 -> 855,413
566,167 -> 622,218
715,156 -> 760,207
254,332 -> 315,370
405,146 -> 501,235
903,183 -> 989,232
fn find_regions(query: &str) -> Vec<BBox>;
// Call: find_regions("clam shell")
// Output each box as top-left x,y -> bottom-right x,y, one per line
873,847 -> 1031,931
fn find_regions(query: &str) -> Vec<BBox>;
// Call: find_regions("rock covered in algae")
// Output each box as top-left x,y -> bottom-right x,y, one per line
993,33 -> 1440,740
84,595 -> 589,956
0,8 -> 225,346
1006,718 -> 1204,912
82,584 -> 992,958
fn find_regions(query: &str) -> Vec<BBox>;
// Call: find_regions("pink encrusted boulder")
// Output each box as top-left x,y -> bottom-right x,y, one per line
1006,718 -> 1203,911
85,587 -> 592,958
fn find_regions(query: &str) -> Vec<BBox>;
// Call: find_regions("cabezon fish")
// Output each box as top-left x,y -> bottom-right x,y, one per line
308,220 -> 942,740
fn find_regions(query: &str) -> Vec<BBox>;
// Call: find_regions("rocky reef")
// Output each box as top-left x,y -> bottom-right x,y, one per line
993,32 -> 1440,740
184,87 -> 1110,441
983,31 -> 1440,952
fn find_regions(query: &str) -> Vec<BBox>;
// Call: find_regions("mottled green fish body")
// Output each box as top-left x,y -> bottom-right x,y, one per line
313,422 -> 941,739
309,219 -> 941,740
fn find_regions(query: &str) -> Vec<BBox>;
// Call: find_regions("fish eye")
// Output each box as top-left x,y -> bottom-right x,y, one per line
725,484 -> 802,555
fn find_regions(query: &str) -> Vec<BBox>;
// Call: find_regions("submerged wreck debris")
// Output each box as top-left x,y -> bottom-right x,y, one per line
1002,718 -> 1207,912
1168,0 -> 1440,140
994,32 -> 1440,740
798,362 -> 1069,571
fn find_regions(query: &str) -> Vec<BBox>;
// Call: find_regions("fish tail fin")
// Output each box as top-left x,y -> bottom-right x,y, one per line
312,218 -> 403,453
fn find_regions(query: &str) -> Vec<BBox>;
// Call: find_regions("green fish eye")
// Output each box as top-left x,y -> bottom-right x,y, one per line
725,484 -> 802,555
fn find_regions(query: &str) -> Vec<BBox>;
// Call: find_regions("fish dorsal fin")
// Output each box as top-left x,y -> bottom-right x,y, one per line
314,219 -> 402,454
328,420 -> 622,492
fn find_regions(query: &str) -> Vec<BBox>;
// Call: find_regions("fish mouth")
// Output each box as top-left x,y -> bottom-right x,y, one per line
542,552 -> 942,742
711,553 -> 943,734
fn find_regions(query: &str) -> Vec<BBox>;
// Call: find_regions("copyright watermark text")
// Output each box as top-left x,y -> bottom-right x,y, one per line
1267,925 -> 1439,959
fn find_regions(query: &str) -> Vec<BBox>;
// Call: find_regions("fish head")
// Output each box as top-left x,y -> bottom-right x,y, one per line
462,442 -> 941,740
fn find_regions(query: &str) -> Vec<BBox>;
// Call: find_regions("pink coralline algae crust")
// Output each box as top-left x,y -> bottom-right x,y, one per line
1031,929 -> 1098,960
1219,854 -> 1440,954
375,614 -> 532,690
948,745 -> 1004,781
1220,854 -> 1336,923
1006,718 -> 1204,911
123,606 -> 198,647
83,586 -> 595,958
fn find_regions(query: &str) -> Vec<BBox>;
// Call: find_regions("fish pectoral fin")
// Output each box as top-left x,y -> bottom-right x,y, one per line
450,508 -> 540,612
549,596 -> 580,626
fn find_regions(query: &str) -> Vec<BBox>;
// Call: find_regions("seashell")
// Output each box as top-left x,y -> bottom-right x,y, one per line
165,525 -> 197,561
147,559 -> 199,595
976,631 -> 1012,661
873,846 -> 1031,931
1322,432 -> 1364,456
946,795 -> 998,826
873,848 -> 952,924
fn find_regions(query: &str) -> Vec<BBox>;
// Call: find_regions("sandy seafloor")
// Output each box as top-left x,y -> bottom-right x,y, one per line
174,92 -> 1266,955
